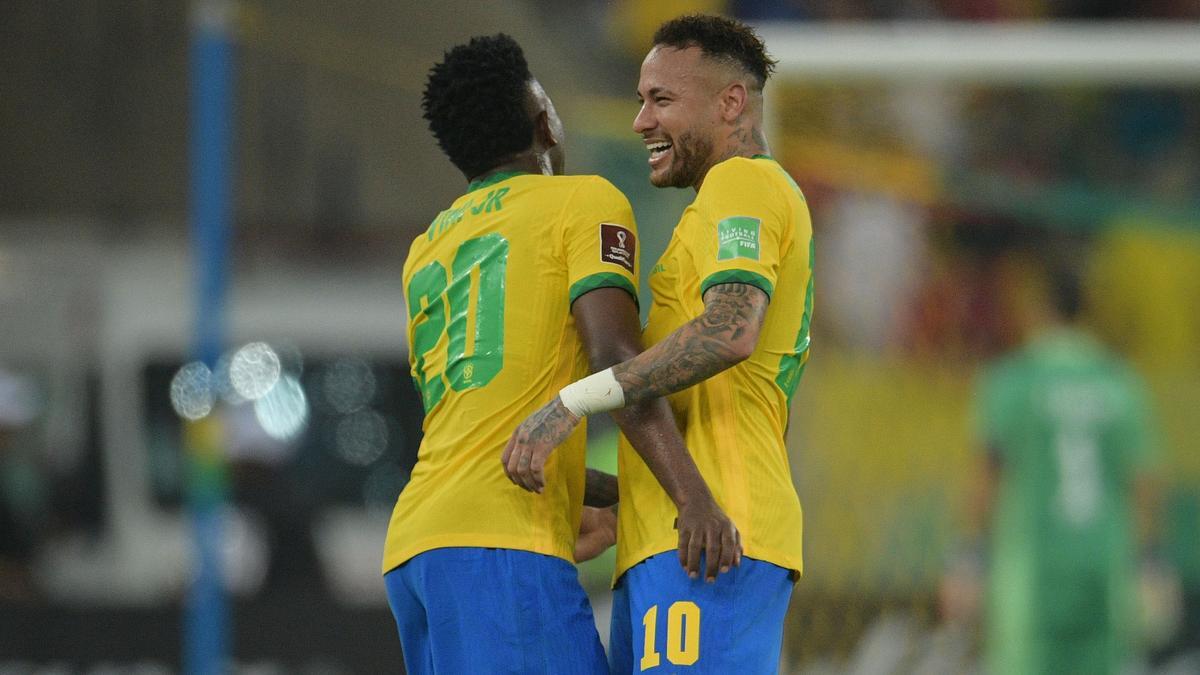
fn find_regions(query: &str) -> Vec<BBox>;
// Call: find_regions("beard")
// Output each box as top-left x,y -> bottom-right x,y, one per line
653,129 -> 714,189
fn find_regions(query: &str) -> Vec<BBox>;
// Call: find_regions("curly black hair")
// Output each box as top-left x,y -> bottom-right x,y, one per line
653,15 -> 777,89
423,34 -> 535,179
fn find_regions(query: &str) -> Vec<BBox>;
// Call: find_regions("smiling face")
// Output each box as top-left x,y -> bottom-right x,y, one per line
633,45 -> 726,190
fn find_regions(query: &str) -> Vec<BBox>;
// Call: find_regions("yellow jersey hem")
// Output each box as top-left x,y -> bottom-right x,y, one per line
382,535 -> 574,575
613,538 -> 803,586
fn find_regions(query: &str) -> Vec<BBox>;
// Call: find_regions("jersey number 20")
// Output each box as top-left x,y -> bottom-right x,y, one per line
407,233 -> 508,413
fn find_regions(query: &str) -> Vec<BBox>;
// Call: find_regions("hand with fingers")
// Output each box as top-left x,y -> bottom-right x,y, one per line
502,397 -> 581,493
676,494 -> 742,583
574,505 -> 618,563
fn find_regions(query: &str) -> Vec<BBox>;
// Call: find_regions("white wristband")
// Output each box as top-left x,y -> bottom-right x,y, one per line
559,367 -> 625,418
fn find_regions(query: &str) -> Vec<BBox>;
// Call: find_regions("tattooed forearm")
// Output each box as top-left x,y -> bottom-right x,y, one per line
502,397 -> 583,493
583,469 -> 619,507
612,283 -> 768,406
525,400 -> 576,447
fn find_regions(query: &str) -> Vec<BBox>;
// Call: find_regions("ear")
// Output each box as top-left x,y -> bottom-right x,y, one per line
534,110 -> 559,152
718,82 -> 749,123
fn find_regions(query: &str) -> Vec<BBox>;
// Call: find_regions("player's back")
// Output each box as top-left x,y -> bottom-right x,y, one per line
383,172 -> 639,574
982,331 -> 1152,673
983,329 -> 1151,566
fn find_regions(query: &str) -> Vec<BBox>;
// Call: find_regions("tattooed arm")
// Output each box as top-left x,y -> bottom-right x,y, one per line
612,282 -> 768,405
502,286 -> 745,579
504,282 -> 767,490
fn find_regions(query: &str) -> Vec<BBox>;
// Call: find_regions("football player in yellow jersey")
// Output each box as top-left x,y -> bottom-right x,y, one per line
506,15 -> 813,673
385,34 -> 737,674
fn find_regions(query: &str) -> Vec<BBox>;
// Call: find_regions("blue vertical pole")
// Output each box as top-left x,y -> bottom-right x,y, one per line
186,1 -> 233,673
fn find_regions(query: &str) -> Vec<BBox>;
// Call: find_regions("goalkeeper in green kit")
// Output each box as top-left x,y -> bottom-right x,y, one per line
956,260 -> 1164,675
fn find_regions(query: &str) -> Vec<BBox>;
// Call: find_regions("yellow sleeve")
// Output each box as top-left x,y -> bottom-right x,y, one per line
561,176 -> 640,307
688,160 -> 789,299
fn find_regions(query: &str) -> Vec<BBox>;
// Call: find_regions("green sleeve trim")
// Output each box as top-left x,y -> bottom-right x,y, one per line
700,269 -> 774,299
569,273 -> 639,308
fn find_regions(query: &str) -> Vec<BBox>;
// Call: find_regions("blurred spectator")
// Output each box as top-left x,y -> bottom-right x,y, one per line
945,256 -> 1173,674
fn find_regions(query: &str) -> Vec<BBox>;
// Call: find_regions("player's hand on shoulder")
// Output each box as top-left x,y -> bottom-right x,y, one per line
676,495 -> 741,583
574,505 -> 618,563
502,396 -> 582,493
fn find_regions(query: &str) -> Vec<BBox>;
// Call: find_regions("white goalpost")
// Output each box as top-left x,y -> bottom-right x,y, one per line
753,21 -> 1195,218
755,21 -> 1200,83
755,21 -> 1200,161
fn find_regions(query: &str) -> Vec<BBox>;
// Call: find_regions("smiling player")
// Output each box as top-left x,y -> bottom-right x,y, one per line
505,15 -> 814,672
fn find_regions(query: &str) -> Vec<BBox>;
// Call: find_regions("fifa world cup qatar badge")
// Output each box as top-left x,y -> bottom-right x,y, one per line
600,223 -> 636,273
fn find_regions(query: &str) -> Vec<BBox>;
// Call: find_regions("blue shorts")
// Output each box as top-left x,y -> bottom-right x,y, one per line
385,547 -> 608,675
609,552 -> 793,674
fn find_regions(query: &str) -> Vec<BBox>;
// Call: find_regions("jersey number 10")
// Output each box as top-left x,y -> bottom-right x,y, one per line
407,233 -> 509,413
640,601 -> 701,670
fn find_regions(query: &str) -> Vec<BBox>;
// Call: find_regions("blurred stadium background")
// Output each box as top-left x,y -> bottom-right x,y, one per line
2,0 -> 1200,673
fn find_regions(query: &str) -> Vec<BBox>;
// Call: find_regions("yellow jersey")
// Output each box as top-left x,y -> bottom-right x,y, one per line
615,156 -> 813,579
384,171 -> 640,574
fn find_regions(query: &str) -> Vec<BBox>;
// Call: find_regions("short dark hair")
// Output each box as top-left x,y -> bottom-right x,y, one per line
653,14 -> 777,89
423,34 -> 534,179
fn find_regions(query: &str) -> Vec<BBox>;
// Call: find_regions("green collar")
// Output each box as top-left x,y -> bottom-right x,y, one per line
751,154 -> 774,161
467,170 -> 528,194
